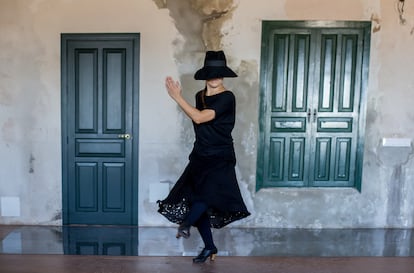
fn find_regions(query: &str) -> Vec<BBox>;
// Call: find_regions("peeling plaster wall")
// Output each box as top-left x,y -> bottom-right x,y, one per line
0,0 -> 414,228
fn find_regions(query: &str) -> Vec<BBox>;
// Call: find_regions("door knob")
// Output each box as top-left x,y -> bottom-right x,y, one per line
118,134 -> 131,140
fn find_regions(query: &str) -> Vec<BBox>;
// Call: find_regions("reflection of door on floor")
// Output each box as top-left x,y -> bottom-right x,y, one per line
63,226 -> 138,256
61,34 -> 140,225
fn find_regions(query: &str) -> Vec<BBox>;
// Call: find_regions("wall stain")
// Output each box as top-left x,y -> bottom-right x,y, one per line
387,165 -> 404,226
51,210 -> 62,221
378,145 -> 413,227
1,118 -> 15,143
29,153 -> 35,173
153,0 -> 236,146
153,0 -> 167,9
159,0 -> 235,50
154,0 -> 236,66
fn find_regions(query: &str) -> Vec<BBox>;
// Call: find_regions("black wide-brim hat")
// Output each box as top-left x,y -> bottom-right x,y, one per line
194,50 -> 238,80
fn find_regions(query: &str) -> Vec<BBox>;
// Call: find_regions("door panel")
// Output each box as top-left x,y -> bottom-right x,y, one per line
268,137 -> 285,181
334,137 -> 352,180
76,50 -> 98,132
288,137 -> 305,181
264,30 -> 312,187
314,138 -> 331,181
103,49 -> 126,132
292,34 -> 310,112
62,34 -> 139,225
310,29 -> 364,187
339,35 -> 358,112
76,162 -> 98,211
103,163 -> 125,212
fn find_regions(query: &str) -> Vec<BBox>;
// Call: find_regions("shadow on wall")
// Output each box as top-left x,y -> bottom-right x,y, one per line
377,138 -> 413,227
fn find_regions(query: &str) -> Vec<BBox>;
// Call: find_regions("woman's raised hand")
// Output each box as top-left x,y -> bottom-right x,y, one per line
165,76 -> 182,101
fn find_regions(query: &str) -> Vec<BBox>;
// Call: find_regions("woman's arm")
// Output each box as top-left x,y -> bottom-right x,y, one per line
165,76 -> 215,124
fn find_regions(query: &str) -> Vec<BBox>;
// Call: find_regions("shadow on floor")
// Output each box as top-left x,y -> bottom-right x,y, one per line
0,226 -> 413,257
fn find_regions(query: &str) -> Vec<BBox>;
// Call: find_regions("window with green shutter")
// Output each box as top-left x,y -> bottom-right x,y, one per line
256,21 -> 371,191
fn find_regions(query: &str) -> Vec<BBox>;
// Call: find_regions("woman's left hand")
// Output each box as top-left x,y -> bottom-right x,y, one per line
164,76 -> 214,124
165,76 -> 182,101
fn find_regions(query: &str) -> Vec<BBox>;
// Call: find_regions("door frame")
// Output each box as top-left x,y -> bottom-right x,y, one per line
61,33 -> 140,225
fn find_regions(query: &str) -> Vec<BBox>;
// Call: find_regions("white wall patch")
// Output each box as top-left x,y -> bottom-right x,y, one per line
382,138 -> 412,147
1,196 -> 21,217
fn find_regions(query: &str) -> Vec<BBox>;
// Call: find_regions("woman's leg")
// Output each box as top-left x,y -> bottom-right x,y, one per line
181,201 -> 218,262
194,213 -> 216,250
193,214 -> 217,263
185,202 -> 208,225
176,201 -> 208,239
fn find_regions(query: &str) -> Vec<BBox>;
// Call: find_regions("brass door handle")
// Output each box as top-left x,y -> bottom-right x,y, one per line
118,134 -> 131,140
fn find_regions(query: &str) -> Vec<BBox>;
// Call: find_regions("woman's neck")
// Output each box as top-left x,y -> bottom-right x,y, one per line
206,85 -> 226,96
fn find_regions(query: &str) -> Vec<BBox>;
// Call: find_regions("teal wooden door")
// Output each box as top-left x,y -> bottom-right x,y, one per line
257,22 -> 371,190
61,34 -> 140,225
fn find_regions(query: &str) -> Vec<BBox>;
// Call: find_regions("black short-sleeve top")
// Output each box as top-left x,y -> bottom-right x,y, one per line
191,90 -> 236,159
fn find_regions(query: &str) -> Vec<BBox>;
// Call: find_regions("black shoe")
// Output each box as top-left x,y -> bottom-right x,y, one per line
192,247 -> 218,263
176,224 -> 190,239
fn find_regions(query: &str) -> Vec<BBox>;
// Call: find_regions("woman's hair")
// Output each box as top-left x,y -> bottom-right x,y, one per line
201,86 -> 207,109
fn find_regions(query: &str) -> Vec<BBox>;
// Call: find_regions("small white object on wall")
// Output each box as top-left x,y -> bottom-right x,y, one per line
149,181 -> 172,203
0,196 -> 21,217
382,138 -> 412,147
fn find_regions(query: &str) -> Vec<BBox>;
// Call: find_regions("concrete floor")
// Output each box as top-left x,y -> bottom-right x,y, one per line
2,255 -> 414,273
1,226 -> 414,257
1,226 -> 414,273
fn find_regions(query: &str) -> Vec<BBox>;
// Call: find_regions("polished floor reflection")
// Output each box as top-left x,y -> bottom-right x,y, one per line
0,225 -> 414,257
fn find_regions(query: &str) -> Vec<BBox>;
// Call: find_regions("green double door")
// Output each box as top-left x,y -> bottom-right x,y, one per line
257,22 -> 371,190
61,34 -> 140,225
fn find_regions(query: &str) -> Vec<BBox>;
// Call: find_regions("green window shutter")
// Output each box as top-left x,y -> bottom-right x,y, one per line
257,21 -> 371,191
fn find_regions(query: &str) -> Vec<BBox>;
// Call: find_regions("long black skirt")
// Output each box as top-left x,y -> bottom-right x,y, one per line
157,153 -> 250,228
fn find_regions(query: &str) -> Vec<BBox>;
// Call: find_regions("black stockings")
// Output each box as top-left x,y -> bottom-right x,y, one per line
185,201 -> 216,250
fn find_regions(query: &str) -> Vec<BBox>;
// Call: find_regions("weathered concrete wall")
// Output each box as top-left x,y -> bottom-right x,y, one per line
0,0 -> 413,228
